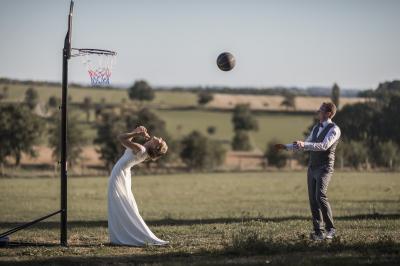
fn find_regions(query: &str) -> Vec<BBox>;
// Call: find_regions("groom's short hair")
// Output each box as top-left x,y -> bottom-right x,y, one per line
323,102 -> 337,118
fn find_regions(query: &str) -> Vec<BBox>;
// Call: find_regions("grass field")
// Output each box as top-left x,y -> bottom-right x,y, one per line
2,83 -> 365,112
155,110 -> 312,150
1,172 -> 399,265
2,83 -> 198,107
53,108 -> 314,151
0,82 -> 344,151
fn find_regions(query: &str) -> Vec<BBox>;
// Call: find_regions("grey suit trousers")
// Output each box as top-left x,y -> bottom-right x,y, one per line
307,166 -> 335,232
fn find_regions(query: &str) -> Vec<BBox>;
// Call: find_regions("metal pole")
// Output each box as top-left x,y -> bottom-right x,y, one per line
60,40 -> 68,247
0,210 -> 62,239
0,1 -> 74,248
61,1 -> 73,247
0,2 -> 74,247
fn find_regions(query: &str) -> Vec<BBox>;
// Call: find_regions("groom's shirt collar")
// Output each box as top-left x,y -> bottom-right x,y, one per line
321,118 -> 332,128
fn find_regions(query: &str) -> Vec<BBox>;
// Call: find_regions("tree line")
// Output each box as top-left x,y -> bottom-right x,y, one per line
266,81 -> 400,170
1,80 -> 398,174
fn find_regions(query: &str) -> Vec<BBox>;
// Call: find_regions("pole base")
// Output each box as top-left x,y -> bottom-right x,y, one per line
0,236 -> 10,247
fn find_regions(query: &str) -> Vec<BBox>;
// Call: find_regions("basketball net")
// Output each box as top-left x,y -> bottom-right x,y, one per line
72,48 -> 117,86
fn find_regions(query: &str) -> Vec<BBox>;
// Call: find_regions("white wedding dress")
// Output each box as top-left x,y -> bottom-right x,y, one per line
108,146 -> 168,246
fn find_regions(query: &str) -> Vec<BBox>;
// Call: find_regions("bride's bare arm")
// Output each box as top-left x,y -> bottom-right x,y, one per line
117,126 -> 150,154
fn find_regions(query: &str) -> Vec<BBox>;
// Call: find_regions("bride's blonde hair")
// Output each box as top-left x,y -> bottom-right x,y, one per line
146,140 -> 168,160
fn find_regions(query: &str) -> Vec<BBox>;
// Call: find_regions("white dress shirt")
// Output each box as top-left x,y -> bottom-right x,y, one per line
285,118 -> 341,151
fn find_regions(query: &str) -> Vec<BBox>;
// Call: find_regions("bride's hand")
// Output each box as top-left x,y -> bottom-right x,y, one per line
133,126 -> 150,140
133,126 -> 146,134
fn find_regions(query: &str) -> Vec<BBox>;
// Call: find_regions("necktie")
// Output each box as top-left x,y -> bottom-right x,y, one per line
319,123 -> 323,128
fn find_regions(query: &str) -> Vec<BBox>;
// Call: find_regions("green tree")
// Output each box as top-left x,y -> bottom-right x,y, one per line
125,108 -> 168,139
264,139 -> 289,168
0,104 -> 44,167
207,126 -> 216,135
378,95 -> 400,146
331,83 -> 340,109
82,96 -> 92,122
0,86 -> 8,101
48,96 -> 60,109
280,93 -> 296,110
25,87 -> 39,110
374,80 -> 400,107
340,141 -> 369,169
232,104 -> 258,131
48,113 -> 88,167
94,113 -> 127,170
334,103 -> 378,143
371,141 -> 399,170
125,108 -> 176,166
128,80 -> 155,103
198,91 -> 214,105
303,82 -> 400,169
3,86 -> 9,99
231,130 -> 252,151
180,131 -> 226,170
95,108 -> 176,169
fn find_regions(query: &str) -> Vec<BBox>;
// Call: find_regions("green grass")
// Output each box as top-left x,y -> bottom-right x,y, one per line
48,105 -> 313,151
156,110 -> 312,149
3,83 -> 197,106
79,109 -> 313,150
153,90 -> 197,107
4,83 -> 314,150
0,172 -> 399,265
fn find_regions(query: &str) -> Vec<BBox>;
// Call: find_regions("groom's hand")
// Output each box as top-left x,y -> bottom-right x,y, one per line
293,141 -> 305,149
274,144 -> 286,151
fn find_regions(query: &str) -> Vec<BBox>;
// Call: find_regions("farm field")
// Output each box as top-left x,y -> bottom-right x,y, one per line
11,110 -> 313,169
1,171 -> 399,265
1,83 -> 366,111
154,109 -> 312,150
1,83 -> 197,107
5,108 -> 312,170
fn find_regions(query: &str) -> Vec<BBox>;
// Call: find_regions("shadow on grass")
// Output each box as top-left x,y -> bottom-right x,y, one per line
2,242 -> 400,266
1,213 -> 399,230
3,241 -> 101,248
226,227 -> 400,256
1,214 -> 399,265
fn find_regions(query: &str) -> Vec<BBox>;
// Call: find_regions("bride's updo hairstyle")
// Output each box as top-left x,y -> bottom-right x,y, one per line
146,140 -> 168,160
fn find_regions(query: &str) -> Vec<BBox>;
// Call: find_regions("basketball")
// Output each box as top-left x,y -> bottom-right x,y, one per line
217,52 -> 236,71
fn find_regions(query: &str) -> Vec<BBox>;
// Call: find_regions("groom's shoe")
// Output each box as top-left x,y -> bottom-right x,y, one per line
325,228 -> 336,239
310,231 -> 325,241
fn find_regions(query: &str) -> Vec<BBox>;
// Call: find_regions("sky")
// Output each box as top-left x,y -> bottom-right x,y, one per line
0,0 -> 399,89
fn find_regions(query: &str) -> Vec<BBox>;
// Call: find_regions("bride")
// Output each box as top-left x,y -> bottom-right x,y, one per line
108,126 -> 169,246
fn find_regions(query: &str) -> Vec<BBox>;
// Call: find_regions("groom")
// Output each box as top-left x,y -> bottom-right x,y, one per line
275,102 -> 341,240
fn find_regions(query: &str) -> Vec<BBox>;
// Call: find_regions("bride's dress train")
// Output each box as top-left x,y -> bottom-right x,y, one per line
108,146 -> 168,246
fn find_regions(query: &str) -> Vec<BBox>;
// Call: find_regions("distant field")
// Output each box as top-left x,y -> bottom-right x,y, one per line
209,93 -> 367,112
16,110 -> 313,168
155,110 -> 312,150
2,83 -> 366,112
0,172 -> 399,265
1,82 -> 358,157
2,83 -> 198,107
63,109 -> 313,150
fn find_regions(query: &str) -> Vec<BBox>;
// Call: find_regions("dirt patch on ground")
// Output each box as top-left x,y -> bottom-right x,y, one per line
224,150 -> 265,170
19,146 -> 102,166
18,146 -> 268,170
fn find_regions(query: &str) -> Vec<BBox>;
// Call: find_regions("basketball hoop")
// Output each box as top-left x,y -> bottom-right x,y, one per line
71,48 -> 117,86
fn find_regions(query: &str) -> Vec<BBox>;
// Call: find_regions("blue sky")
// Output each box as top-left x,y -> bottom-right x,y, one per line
0,0 -> 399,89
